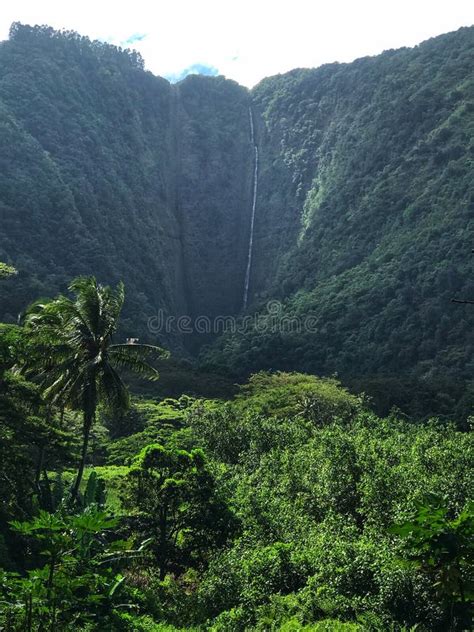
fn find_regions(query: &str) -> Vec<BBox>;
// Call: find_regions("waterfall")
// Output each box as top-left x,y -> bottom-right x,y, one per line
243,107 -> 258,309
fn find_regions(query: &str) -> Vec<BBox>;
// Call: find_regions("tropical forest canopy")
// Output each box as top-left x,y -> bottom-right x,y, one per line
0,277 -> 472,629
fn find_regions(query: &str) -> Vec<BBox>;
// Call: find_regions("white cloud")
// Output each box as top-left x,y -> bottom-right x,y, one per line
1,0 -> 473,86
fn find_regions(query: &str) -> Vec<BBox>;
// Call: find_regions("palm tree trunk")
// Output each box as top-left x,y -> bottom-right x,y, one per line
71,409 -> 94,500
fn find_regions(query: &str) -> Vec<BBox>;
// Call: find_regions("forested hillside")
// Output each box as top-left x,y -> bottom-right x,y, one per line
0,23 -> 473,408
1,286 -> 473,630
205,26 -> 474,388
0,23 -> 253,344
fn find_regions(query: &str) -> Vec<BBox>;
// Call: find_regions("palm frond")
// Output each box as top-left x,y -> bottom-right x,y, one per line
109,350 -> 160,381
110,343 -> 169,359
98,362 -> 129,412
69,276 -> 125,342
21,277 -> 167,414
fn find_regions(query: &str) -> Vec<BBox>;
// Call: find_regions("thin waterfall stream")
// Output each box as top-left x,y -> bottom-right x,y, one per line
243,106 -> 259,309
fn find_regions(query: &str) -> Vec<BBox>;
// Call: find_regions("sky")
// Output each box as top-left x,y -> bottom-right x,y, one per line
1,1 -> 473,87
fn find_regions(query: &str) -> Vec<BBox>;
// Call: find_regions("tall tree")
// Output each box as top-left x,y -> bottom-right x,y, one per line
23,276 -> 167,499
124,443 -> 235,580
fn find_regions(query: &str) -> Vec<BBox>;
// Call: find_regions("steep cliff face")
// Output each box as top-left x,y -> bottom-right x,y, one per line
173,76 -> 253,321
0,23 -> 473,381
210,26 -> 474,381
249,27 -> 474,303
0,25 -> 253,347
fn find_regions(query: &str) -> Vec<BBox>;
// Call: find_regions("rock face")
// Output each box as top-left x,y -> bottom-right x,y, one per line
0,23 -> 473,380
172,76 -> 253,322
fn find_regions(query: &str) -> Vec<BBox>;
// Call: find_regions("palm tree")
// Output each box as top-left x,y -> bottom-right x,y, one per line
23,276 -> 167,499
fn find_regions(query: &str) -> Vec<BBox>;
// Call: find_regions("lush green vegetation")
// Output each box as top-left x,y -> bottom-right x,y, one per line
0,263 -> 17,279
203,26 -> 474,402
0,22 -> 473,631
1,274 -> 472,629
